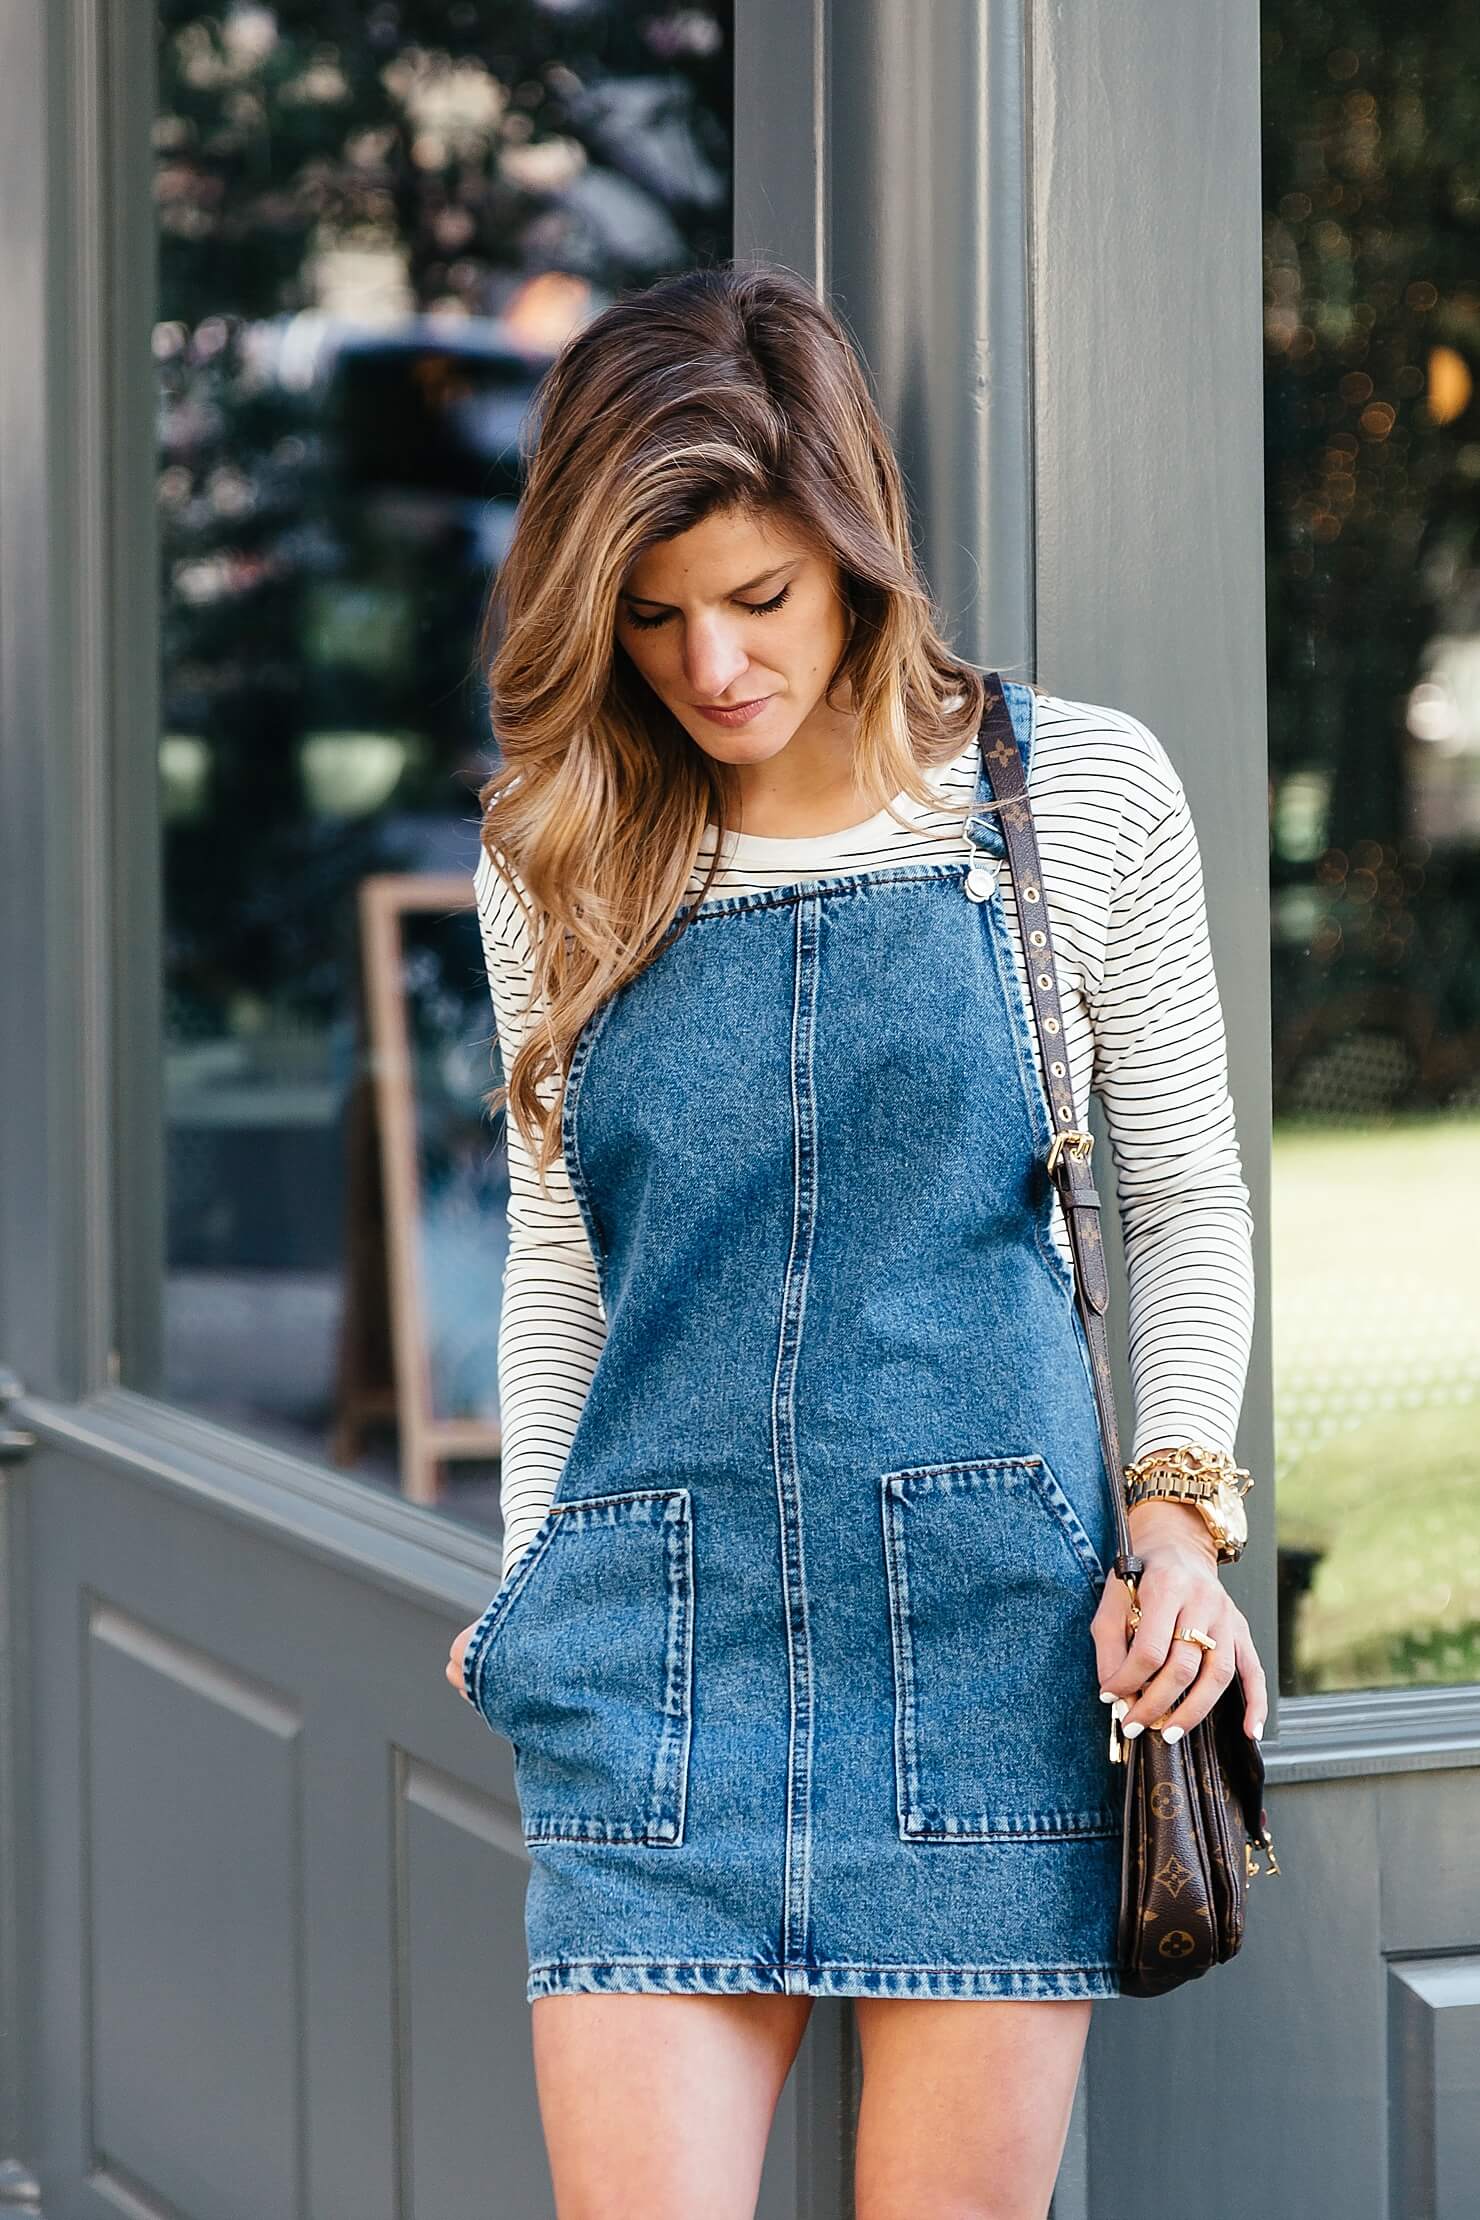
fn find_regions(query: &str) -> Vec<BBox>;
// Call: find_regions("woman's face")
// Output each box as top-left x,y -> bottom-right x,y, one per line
614,504 -> 853,770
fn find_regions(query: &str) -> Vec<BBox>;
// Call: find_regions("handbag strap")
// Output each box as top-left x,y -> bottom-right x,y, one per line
975,677 -> 1144,1588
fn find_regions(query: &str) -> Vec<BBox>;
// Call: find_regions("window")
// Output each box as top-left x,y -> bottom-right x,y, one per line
1264,8 -> 1480,1692
149,2 -> 732,1540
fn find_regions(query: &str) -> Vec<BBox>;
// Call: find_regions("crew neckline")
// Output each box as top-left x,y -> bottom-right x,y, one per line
702,743 -> 971,863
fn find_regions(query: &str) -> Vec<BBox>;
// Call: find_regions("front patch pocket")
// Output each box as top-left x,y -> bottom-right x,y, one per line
880,1456 -> 1119,1842
472,1487 -> 694,1847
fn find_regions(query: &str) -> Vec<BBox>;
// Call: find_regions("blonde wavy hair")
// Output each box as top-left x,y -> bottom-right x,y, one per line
477,258 -> 1009,1183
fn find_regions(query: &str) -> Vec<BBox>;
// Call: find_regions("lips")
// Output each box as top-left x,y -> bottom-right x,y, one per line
694,696 -> 772,727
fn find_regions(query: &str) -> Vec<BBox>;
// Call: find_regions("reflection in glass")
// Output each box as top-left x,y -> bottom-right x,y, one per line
1265,9 -> 1480,1690
152,4 -> 732,1541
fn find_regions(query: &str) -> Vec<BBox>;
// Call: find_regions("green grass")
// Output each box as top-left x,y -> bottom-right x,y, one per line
1272,1114 -> 1480,1690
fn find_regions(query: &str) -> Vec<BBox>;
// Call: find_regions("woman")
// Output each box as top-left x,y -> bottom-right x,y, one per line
446,261 -> 1266,2219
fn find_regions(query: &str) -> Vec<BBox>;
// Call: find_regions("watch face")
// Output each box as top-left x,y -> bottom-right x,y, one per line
1209,1482 -> 1249,1549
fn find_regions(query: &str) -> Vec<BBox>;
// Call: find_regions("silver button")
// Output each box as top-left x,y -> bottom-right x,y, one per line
964,858 -> 1000,902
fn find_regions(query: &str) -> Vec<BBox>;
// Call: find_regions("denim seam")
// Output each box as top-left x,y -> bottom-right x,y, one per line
647,1494 -> 695,1844
981,888 -> 1079,1305
524,1960 -> 1121,2002
526,1952 -> 1113,1973
881,1457 -> 1118,1841
462,1508 -> 565,1709
473,1488 -> 695,1848
769,891 -> 822,1983
666,860 -> 968,927
975,681 -> 1077,1303
560,990 -> 620,1307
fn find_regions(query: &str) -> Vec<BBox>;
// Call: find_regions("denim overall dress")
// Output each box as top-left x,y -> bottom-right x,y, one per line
464,679 -> 1124,2002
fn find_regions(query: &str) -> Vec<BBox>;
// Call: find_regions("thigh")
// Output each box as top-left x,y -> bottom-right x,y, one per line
530,1991 -> 814,2220
852,1996 -> 1092,2220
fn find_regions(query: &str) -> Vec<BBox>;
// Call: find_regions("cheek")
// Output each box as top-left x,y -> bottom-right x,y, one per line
786,600 -> 846,678
618,628 -> 670,687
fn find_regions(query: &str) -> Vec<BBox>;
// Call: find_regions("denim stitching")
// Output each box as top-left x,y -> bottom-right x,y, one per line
981,890 -> 1079,1304
880,1477 -> 919,1840
769,892 -> 822,1985
462,1508 -> 565,1710
965,681 -> 1076,1300
524,1959 -> 1121,2003
560,990 -> 621,1307
643,1495 -> 694,1845
880,1457 -> 1119,1841
476,1488 -> 695,1847
1020,1454 -> 1106,1586
665,860 -> 968,928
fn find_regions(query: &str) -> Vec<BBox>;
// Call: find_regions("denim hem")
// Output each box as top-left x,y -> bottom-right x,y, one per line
526,1958 -> 1121,2003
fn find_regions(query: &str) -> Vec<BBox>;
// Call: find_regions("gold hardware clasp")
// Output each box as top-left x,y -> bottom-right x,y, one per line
1046,1129 -> 1094,1176
1244,1828 -> 1282,1880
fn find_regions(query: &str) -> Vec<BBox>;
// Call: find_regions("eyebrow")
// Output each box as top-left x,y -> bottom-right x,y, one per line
619,559 -> 797,609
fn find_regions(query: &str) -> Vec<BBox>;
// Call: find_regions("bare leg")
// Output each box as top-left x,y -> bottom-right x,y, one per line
852,1997 -> 1091,2220
530,1991 -> 814,2220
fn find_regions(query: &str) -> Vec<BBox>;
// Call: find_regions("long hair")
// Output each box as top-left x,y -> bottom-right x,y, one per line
477,258 -> 1003,1182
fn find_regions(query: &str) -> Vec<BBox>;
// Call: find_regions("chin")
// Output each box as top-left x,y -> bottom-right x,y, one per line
685,728 -> 800,770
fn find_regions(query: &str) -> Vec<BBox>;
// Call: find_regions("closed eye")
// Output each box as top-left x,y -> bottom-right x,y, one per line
625,581 -> 794,633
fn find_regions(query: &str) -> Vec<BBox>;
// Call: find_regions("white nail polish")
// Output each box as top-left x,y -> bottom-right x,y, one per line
1112,1697 -> 1130,1721
1159,1723 -> 1184,1744
1099,1688 -> 1118,1704
1121,1719 -> 1144,1738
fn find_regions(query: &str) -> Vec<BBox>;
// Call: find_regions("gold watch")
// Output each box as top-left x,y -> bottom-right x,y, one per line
1122,1443 -> 1252,1564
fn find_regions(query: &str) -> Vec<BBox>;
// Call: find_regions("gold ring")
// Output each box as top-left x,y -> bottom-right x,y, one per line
1174,1624 -> 1217,1654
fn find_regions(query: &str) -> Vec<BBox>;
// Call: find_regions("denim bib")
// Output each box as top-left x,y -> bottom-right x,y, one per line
464,679 -> 1124,2002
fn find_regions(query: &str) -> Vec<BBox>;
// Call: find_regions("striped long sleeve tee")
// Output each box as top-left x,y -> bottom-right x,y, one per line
474,690 -> 1257,1581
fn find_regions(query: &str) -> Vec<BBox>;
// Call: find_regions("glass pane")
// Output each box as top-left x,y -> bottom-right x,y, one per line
1265,8 -> 1480,1692
152,3 -> 733,1541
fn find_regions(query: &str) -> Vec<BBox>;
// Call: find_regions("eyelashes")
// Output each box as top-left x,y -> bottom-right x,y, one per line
625,581 -> 794,633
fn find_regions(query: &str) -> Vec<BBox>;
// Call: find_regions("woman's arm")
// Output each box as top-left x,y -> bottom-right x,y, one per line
1084,752 -> 1265,1739
474,845 -> 608,1582
1088,765 -> 1257,1466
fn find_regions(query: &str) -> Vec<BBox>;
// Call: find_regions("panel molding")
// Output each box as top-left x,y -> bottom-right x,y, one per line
1388,1951 -> 1480,2220
14,1388 -> 503,1618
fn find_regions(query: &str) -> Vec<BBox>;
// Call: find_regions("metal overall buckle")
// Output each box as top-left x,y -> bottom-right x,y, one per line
1046,1128 -> 1094,1177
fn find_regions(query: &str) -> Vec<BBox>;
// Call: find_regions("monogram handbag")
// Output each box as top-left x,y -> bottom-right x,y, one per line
976,677 -> 1280,1996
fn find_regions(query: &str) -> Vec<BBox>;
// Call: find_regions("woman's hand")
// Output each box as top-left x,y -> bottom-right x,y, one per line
446,1620 -> 481,1703
1090,1499 -> 1267,1743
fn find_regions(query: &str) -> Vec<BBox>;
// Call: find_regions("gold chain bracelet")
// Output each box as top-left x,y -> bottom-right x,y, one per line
1121,1440 -> 1254,1498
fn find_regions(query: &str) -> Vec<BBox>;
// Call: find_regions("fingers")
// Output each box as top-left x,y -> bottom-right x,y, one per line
446,1620 -> 478,1702
1096,1567 -> 1266,1741
1090,1572 -> 1138,1689
1235,1617 -> 1269,1741
1128,1624 -> 1236,1737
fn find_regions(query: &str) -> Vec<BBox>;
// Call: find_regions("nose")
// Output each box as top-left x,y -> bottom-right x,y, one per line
682,615 -> 752,702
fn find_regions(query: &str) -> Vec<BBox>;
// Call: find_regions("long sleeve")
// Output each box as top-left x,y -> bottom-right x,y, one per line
468,691 -> 1258,1581
474,846 -> 608,1581
1086,769 -> 1256,1464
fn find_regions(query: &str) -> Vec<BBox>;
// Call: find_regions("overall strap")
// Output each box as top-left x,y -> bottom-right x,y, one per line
975,677 -> 1143,1588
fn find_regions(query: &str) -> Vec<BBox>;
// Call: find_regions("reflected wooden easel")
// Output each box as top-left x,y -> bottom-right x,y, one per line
331,873 -> 502,1504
